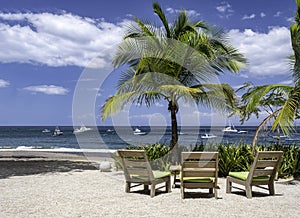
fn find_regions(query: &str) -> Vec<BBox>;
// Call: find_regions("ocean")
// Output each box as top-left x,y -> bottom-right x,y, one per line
0,126 -> 299,151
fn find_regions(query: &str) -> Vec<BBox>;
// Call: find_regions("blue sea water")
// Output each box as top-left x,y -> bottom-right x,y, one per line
0,126 -> 299,150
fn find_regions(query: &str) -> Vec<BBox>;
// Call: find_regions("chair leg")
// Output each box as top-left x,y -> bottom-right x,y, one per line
144,185 -> 149,191
226,178 -> 232,193
269,181 -> 275,195
214,187 -> 218,199
150,184 -> 155,198
125,182 -> 130,193
245,185 -> 252,198
181,186 -> 184,199
166,178 -> 171,193
209,188 -> 213,194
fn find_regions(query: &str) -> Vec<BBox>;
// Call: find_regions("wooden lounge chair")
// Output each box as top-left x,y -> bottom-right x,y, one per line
181,152 -> 219,199
117,149 -> 171,197
226,151 -> 283,198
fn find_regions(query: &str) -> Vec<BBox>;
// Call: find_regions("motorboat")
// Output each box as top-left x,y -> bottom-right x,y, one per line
201,133 -> 217,139
42,129 -> 50,133
222,119 -> 239,133
133,128 -> 146,135
238,130 -> 248,134
222,125 -> 238,133
73,125 -> 92,134
222,126 -> 238,133
53,127 -> 63,136
272,135 -> 288,139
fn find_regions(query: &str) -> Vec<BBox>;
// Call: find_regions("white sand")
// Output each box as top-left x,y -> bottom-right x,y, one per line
0,160 -> 299,218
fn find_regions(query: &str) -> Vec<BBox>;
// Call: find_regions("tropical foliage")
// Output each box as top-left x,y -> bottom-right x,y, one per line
237,0 -> 300,137
101,2 -> 246,150
117,143 -> 300,178
236,82 -> 293,150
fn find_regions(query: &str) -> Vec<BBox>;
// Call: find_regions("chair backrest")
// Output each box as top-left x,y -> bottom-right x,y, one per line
181,152 -> 218,181
247,151 -> 283,183
117,149 -> 154,182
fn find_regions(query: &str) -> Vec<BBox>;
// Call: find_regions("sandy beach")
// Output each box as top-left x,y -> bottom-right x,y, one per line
0,152 -> 300,218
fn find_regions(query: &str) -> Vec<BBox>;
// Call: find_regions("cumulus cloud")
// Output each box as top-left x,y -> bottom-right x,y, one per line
0,12 -> 127,68
166,7 -> 200,17
274,11 -> 282,17
23,85 -> 69,95
0,79 -> 10,87
280,79 -> 294,85
260,12 -> 266,18
228,27 -> 292,77
242,14 -> 256,20
216,1 -> 234,18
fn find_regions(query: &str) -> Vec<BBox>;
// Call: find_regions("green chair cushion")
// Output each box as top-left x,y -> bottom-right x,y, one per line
182,177 -> 213,183
153,171 -> 171,179
229,172 -> 270,181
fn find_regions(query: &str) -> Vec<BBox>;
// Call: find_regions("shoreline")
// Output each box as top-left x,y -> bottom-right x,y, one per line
0,148 -> 116,162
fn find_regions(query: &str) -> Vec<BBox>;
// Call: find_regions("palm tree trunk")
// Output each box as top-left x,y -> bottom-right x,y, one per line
252,108 -> 281,153
169,100 -> 178,150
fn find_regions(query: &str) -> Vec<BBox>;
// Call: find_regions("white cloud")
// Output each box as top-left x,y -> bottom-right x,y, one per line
0,79 -> 9,87
166,7 -> 200,17
242,14 -> 256,20
23,85 -> 69,95
280,79 -> 294,85
155,102 -> 164,107
216,2 -> 231,12
216,1 -> 234,18
228,27 -> 292,77
0,12 -> 127,68
274,11 -> 282,17
260,12 -> 266,18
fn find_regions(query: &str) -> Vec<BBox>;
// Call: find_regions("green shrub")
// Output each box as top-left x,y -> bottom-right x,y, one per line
126,143 -> 171,171
257,144 -> 300,178
115,142 -> 300,178
217,144 -> 253,177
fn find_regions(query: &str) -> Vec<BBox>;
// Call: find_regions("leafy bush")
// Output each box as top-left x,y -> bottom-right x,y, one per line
114,142 -> 300,178
257,144 -> 300,178
126,143 -> 171,171
217,144 -> 253,177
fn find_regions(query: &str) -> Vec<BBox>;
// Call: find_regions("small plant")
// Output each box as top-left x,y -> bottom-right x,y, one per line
217,144 -> 253,177
115,142 -> 300,178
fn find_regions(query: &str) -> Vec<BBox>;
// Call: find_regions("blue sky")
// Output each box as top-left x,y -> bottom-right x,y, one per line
0,0 -> 297,126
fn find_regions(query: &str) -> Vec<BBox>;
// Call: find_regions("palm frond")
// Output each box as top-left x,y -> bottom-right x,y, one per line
153,2 -> 171,38
243,84 -> 293,113
273,84 -> 300,134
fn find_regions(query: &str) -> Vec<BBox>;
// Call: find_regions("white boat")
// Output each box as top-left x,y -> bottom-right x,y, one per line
272,135 -> 288,139
222,126 -> 238,133
53,127 -> 63,136
42,129 -> 50,133
201,133 -> 217,139
73,125 -> 92,134
133,128 -> 146,135
238,130 -> 248,134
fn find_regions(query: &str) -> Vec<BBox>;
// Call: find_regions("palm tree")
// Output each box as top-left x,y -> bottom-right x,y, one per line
275,0 -> 300,131
238,0 -> 300,140
237,82 -> 293,150
101,3 -> 246,150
